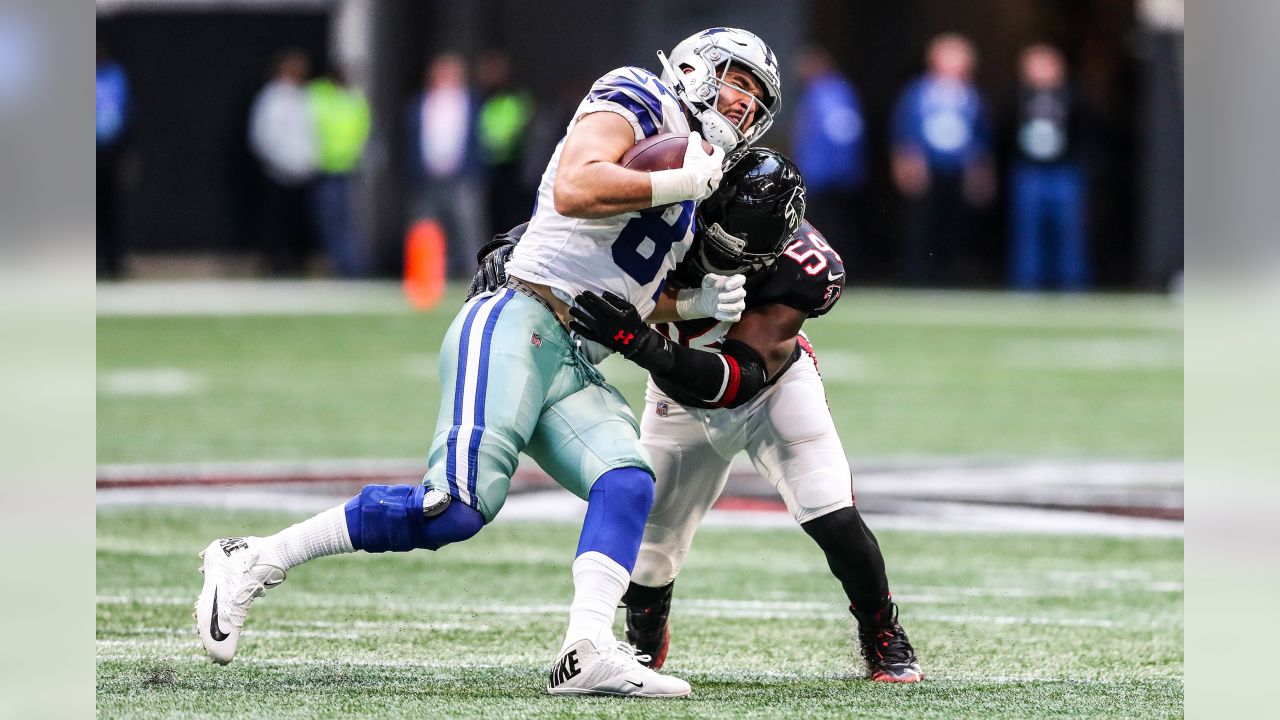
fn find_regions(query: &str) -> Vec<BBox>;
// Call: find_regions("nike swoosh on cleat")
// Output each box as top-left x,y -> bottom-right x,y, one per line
625,680 -> 644,688
209,589 -> 230,642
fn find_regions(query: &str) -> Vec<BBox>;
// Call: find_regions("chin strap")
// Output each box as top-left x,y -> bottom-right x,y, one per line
694,111 -> 742,152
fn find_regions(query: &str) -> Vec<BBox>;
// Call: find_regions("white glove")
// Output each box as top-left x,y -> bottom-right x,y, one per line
648,131 -> 727,206
675,273 -> 747,322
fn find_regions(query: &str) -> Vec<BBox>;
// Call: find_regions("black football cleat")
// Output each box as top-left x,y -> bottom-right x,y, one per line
851,602 -> 923,683
622,581 -> 674,670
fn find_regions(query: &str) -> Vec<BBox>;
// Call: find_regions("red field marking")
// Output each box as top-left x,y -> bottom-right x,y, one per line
711,496 -> 788,513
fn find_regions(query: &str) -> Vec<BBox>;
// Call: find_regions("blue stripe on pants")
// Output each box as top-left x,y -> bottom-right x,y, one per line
467,289 -> 516,505
447,296 -> 490,500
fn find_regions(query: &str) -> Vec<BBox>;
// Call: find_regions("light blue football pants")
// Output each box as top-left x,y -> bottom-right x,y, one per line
423,289 -> 652,522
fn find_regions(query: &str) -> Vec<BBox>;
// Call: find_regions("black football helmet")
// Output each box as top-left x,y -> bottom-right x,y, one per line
683,147 -> 806,281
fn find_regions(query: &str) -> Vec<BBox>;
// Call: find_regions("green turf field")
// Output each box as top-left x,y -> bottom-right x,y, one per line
96,286 -> 1183,717
96,288 -> 1183,463
96,506 -> 1183,719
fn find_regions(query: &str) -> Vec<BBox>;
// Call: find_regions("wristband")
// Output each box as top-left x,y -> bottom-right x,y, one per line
649,168 -> 695,208
674,287 -> 706,320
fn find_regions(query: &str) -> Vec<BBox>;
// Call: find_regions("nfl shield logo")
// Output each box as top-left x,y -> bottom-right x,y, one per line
655,401 -> 669,417
530,332 -> 542,347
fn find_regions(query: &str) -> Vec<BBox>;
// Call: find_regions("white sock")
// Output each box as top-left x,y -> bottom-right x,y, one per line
256,504 -> 354,572
561,551 -> 630,653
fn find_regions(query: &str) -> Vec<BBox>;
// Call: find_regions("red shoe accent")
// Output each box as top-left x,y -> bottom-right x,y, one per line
870,668 -> 923,683
651,626 -> 670,670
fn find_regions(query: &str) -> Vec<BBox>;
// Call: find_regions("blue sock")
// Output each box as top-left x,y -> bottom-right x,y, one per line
575,467 -> 655,572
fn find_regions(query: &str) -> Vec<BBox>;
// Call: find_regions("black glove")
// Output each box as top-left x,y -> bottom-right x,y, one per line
465,243 -> 514,301
568,291 -> 674,372
465,223 -> 529,301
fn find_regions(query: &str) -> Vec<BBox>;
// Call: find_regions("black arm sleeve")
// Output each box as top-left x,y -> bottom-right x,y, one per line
637,338 -> 769,409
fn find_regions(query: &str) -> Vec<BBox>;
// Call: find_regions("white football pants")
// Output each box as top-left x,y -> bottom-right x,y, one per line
631,351 -> 854,588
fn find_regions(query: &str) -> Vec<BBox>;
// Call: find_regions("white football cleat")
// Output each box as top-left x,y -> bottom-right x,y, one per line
546,639 -> 692,698
194,537 -> 285,665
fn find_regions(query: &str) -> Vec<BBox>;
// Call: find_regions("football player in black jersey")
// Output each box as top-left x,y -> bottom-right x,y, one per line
471,148 -> 922,683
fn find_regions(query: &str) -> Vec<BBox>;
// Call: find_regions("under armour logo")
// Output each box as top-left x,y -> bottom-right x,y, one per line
614,330 -> 635,346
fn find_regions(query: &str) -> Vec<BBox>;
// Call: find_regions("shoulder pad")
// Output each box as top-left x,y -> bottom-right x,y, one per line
747,221 -> 846,318
584,67 -> 676,138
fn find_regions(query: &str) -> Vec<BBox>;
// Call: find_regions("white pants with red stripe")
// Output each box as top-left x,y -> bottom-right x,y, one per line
631,350 -> 855,588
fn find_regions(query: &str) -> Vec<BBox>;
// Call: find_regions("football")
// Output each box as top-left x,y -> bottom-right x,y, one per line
621,132 -> 716,171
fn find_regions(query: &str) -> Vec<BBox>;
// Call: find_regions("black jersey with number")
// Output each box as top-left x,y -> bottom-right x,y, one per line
652,221 -> 845,407
742,220 -> 846,318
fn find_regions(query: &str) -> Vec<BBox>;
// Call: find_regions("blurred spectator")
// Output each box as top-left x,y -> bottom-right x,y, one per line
307,65 -> 370,278
1007,45 -> 1090,291
96,42 -> 130,279
405,52 -> 487,279
477,49 -> 535,233
521,77 -> 583,194
249,49 -> 315,276
890,33 -> 995,285
791,47 -> 866,266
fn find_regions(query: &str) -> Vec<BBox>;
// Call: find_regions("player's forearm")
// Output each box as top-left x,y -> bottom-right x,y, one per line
638,339 -> 768,409
554,161 -> 656,218
646,291 -> 682,323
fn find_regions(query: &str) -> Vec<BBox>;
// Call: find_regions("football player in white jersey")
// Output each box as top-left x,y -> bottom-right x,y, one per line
194,28 -> 782,698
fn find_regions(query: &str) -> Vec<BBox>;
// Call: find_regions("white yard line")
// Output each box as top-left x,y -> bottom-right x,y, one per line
95,649 -> 1179,686
96,282 -> 1181,331
99,368 -> 206,397
102,620 -> 494,642
97,595 -> 1179,630
97,280 -> 410,316
95,651 -> 514,670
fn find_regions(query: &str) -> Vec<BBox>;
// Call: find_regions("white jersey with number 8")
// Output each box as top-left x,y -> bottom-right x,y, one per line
505,66 -> 696,319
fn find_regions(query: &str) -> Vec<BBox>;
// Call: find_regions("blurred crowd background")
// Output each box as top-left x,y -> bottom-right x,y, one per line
95,0 -> 1183,291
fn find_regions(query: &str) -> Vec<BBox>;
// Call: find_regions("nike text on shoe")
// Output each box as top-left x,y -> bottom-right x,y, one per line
546,639 -> 691,698
852,602 -> 923,683
194,537 -> 285,665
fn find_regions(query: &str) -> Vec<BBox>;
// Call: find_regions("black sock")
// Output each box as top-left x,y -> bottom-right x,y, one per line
623,580 -> 674,608
801,506 -> 892,615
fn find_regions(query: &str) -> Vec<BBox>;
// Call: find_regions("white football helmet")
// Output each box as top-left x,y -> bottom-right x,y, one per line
658,28 -> 782,152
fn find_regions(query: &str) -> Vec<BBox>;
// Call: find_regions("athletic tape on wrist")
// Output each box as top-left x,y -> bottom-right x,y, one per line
674,287 -> 707,320
649,168 -> 695,208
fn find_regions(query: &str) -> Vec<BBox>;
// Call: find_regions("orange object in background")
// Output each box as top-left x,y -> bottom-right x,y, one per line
404,220 -> 446,309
